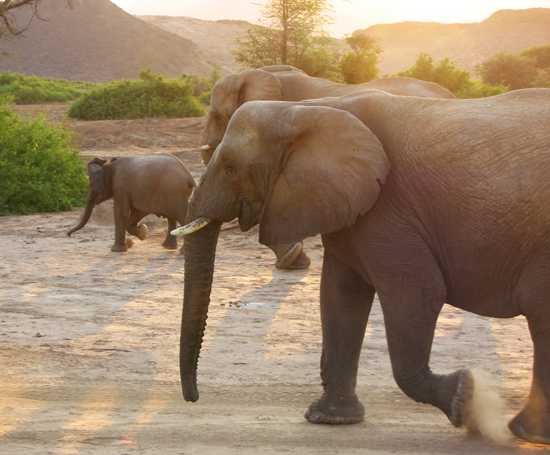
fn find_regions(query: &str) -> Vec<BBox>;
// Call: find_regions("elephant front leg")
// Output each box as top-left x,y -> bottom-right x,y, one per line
380,282 -> 473,428
509,321 -> 550,444
112,196 -> 131,252
305,252 -> 374,425
162,219 -> 179,250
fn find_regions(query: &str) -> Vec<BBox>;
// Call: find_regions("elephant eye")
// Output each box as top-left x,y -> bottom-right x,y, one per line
224,165 -> 236,177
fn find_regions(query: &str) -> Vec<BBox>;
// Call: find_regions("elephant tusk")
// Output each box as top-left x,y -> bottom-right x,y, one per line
171,217 -> 212,237
200,145 -> 211,151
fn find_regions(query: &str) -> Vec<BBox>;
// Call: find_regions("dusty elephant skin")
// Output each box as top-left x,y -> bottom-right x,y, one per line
179,88 -> 550,445
198,65 -> 454,271
68,155 -> 195,252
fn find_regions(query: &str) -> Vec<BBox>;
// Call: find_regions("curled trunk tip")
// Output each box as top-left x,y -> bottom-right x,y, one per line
67,192 -> 96,237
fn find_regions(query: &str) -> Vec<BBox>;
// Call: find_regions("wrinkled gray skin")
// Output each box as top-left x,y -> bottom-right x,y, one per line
182,88 -> 550,445
68,155 -> 195,252
199,65 -> 455,269
200,65 -> 455,163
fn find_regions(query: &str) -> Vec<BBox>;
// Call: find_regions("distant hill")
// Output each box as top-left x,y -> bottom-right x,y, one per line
141,16 -> 253,73
2,4 -> 549,82
365,8 -> 550,73
0,0 -> 211,82
143,8 -> 550,76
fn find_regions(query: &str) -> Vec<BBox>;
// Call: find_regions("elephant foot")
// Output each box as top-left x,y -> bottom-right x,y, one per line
305,393 -> 364,425
285,251 -> 311,270
275,242 -> 303,270
162,238 -> 178,250
449,369 -> 474,428
509,408 -> 550,445
136,224 -> 149,241
111,242 -> 129,253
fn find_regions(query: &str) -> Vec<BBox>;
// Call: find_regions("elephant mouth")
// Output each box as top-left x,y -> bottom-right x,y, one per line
238,199 -> 261,232
172,199 -> 261,238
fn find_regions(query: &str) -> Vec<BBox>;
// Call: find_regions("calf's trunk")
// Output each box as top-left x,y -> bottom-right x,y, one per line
67,192 -> 97,237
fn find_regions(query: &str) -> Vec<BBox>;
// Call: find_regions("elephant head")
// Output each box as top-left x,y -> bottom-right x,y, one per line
178,101 -> 390,402
199,69 -> 284,165
67,157 -> 116,237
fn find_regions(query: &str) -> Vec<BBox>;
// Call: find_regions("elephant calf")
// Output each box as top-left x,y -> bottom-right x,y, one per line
68,155 -> 195,252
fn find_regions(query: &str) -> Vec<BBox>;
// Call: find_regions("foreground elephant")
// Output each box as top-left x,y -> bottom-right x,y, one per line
178,89 -> 550,444
68,155 -> 195,252
199,65 -> 455,270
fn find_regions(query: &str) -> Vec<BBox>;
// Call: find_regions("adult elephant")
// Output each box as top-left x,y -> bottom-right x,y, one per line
177,88 -> 550,444
199,65 -> 455,270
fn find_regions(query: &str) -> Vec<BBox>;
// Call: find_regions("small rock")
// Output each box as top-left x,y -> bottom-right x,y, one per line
35,332 -> 45,338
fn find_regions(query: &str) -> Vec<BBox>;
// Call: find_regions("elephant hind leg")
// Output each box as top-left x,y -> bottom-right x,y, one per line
380,287 -> 471,426
509,320 -> 550,444
127,209 -> 148,240
162,219 -> 178,250
377,255 -> 475,427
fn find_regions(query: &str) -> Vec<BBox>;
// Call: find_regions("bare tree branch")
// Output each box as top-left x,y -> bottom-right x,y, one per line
0,0 -> 64,38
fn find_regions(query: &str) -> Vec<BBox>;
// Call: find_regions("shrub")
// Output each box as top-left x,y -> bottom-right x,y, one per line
477,53 -> 538,90
0,72 -> 94,104
477,45 -> 550,89
0,99 -> 87,215
400,53 -> 507,98
182,67 -> 222,106
68,71 -> 205,120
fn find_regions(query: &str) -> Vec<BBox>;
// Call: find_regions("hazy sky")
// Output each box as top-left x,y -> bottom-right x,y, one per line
112,0 -> 550,37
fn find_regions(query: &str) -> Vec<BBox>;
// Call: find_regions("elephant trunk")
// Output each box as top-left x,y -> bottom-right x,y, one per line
67,192 -> 97,237
180,220 -> 222,402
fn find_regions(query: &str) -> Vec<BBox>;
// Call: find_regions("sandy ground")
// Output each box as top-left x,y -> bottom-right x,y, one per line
1,105 -> 548,454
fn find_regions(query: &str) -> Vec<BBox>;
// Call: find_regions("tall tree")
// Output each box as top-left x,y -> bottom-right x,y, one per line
235,0 -> 339,79
340,30 -> 381,84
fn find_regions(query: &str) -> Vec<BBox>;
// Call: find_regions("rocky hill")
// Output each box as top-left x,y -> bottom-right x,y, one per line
366,8 -> 550,73
141,16 -> 252,74
0,0 -> 211,82
1,4 -> 549,81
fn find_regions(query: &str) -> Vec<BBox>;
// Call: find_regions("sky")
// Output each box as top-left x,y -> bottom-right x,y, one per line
111,0 -> 550,37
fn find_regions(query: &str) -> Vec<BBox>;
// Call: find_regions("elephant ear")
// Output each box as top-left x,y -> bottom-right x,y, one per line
87,158 -> 107,194
239,69 -> 283,105
259,106 -> 390,246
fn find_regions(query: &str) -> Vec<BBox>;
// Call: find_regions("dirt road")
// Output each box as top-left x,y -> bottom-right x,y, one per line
0,106 -> 546,454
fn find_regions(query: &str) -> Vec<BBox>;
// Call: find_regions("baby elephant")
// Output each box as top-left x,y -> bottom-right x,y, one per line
68,155 -> 195,252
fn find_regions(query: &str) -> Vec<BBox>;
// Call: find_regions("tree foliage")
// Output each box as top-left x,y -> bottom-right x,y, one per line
477,45 -> 550,89
235,0 -> 341,80
400,53 -> 506,98
340,31 -> 381,84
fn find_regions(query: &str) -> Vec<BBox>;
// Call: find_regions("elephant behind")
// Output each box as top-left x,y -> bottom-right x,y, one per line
197,65 -> 456,271
199,65 -> 455,165
68,155 -> 195,252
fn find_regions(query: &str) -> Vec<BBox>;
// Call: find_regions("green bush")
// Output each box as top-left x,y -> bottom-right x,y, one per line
68,71 -> 205,120
0,99 -> 87,215
182,67 -> 222,105
477,45 -> 550,89
400,53 -> 507,98
0,72 -> 94,104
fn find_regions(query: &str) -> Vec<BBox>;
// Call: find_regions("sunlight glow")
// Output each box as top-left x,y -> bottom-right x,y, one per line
112,0 -> 550,36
